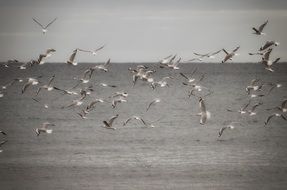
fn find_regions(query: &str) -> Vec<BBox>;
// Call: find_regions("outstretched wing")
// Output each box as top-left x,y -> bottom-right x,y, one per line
108,114 -> 119,126
33,18 -> 45,29
45,18 -> 57,28
258,20 -> 268,32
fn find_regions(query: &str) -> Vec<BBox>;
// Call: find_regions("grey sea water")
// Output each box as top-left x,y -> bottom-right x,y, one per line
0,63 -> 287,190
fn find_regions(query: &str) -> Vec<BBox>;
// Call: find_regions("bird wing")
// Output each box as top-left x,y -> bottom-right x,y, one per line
199,98 -> 206,113
210,49 -> 222,56
265,114 -> 276,125
123,117 -> 133,126
68,49 -> 77,62
232,46 -> 240,53
263,48 -> 273,60
22,82 -> 31,94
252,27 -> 260,33
281,99 -> 287,109
104,58 -> 111,67
94,45 -> 105,52
32,18 -> 45,29
218,126 -> 227,137
108,115 -> 119,126
48,75 -> 55,86
45,18 -> 57,28
258,20 -> 268,32
250,102 -> 263,112
222,49 -> 229,55
0,140 -> 7,146
179,73 -> 190,80
272,58 -> 280,64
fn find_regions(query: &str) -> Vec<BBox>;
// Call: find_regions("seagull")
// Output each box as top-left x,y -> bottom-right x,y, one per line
18,60 -> 37,70
85,98 -> 105,112
22,77 -> 41,94
259,41 -> 279,51
53,87 -> 78,95
146,98 -> 161,111
67,49 -> 78,66
2,78 -> 23,90
266,99 -> 287,113
266,82 -> 282,95
33,17 -> 57,34
159,55 -> 173,64
95,83 -> 117,88
61,99 -> 83,109
252,20 -> 268,35
35,122 -> 55,136
227,100 -> 251,114
261,48 -> 280,72
151,76 -> 173,89
103,114 -> 119,130
78,45 -> 105,56
218,122 -> 243,138
83,59 -> 111,79
195,97 -> 211,125
186,58 -> 203,62
179,68 -> 198,83
0,130 -> 7,136
248,102 -> 263,116
221,46 -> 240,63
37,48 -> 56,64
94,58 -> 111,72
36,75 -> 56,96
123,116 -> 155,128
32,98 -> 49,109
112,97 -> 127,109
245,79 -> 263,94
109,91 -> 129,98
193,49 -> 222,59
264,113 -> 287,126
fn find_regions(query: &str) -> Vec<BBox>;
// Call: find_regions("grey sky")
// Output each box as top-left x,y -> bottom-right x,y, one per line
0,0 -> 287,62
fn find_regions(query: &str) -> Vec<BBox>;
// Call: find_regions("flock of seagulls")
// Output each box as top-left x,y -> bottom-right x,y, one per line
0,18 -> 286,154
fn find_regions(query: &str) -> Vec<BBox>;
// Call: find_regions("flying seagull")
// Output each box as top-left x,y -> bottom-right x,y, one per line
67,49 -> 78,66
0,130 -> 7,136
248,102 -> 263,116
36,75 -> 56,96
123,116 -> 155,128
37,48 -> 56,64
35,122 -> 55,136
22,77 -> 41,94
259,41 -> 279,51
146,98 -> 161,112
227,100 -> 251,114
252,20 -> 268,35
193,49 -> 222,59
266,99 -> 287,113
33,17 -> 57,34
221,46 -> 240,63
264,113 -> 287,126
218,122 -> 243,138
78,45 -> 105,56
194,97 -> 211,125
2,78 -> 23,90
102,114 -> 119,130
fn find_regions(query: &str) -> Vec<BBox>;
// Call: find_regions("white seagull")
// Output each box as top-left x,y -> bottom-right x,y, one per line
35,122 -> 55,136
252,20 -> 268,35
146,98 -> 161,112
32,17 -> 57,34
103,114 -> 119,130
221,46 -> 240,63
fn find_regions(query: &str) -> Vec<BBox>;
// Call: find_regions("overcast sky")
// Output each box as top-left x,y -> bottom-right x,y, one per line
0,0 -> 287,62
